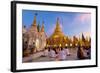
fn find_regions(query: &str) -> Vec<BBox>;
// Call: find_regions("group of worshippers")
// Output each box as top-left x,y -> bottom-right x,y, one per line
43,46 -> 91,61
43,47 -> 71,61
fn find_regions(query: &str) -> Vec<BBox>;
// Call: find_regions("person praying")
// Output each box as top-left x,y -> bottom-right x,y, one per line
58,47 -> 67,60
49,48 -> 56,58
43,47 -> 49,57
64,47 -> 71,56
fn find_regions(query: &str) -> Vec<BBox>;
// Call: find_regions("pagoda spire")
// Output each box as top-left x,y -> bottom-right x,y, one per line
49,17 -> 65,38
82,33 -> 85,42
32,13 -> 37,26
30,13 -> 38,32
37,21 -> 40,32
41,21 -> 45,32
55,17 -> 62,33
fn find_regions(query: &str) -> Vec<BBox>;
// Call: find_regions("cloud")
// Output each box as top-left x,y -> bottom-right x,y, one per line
75,13 -> 91,24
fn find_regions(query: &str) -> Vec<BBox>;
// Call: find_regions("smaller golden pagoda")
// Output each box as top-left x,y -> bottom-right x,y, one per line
46,18 -> 69,48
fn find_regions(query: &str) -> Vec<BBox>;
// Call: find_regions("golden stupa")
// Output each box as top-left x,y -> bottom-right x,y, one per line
46,18 -> 69,47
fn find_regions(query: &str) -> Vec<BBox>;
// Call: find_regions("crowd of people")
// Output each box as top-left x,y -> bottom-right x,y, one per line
42,46 -> 91,61
43,47 -> 71,61
23,41 -> 91,61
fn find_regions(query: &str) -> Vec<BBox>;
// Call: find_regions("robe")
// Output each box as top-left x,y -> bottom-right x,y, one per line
49,50 -> 56,58
58,50 -> 67,60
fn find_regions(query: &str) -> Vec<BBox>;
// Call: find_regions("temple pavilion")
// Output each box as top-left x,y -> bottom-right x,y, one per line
46,18 -> 70,48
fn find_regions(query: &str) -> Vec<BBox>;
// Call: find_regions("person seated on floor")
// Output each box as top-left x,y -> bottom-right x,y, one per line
43,47 -> 49,57
87,46 -> 91,59
58,47 -> 67,60
84,46 -> 91,59
64,46 -> 71,56
77,46 -> 86,59
55,47 -> 60,60
48,48 -> 56,58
